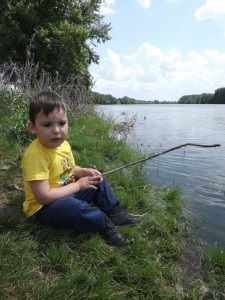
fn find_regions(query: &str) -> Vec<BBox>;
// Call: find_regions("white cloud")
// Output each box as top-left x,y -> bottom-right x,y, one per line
100,0 -> 153,14
100,0 -> 116,15
98,49 -> 144,81
136,0 -> 152,9
194,0 -> 225,30
91,43 -> 225,101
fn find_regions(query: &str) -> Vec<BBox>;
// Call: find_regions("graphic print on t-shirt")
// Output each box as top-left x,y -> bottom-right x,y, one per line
60,157 -> 75,186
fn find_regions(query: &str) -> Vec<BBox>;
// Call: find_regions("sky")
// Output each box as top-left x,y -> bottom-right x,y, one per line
90,0 -> 225,102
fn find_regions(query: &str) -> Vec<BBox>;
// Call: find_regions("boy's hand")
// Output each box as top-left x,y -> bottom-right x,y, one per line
85,168 -> 102,178
76,175 -> 102,190
74,166 -> 103,183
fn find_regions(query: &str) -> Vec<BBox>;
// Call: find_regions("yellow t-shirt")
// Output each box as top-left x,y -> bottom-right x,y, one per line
22,138 -> 75,217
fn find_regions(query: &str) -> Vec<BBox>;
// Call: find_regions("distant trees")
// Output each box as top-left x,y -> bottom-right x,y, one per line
91,92 -> 118,104
91,92 -> 151,104
178,93 -> 214,104
92,87 -> 225,105
178,88 -> 225,104
91,92 -> 176,104
151,87 -> 225,104
0,0 -> 111,88
119,96 -> 137,104
214,88 -> 225,104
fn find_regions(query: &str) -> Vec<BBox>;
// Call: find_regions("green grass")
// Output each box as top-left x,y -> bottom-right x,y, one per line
0,98 -> 225,299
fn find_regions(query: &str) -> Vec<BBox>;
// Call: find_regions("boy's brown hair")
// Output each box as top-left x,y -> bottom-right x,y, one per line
29,91 -> 66,124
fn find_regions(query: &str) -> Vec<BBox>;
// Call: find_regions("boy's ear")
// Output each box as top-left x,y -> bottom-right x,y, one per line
27,121 -> 36,134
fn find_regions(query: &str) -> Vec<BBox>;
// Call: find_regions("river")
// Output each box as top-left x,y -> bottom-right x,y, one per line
97,104 -> 225,247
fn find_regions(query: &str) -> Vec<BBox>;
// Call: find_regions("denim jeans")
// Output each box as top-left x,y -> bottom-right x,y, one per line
35,178 -> 119,233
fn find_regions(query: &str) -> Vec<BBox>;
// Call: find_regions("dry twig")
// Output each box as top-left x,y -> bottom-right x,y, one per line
102,143 -> 221,175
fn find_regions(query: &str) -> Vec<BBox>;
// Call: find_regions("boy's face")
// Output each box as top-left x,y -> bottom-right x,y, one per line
28,108 -> 68,148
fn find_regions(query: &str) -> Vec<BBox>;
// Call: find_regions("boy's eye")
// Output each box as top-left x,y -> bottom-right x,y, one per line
43,124 -> 51,127
59,121 -> 67,126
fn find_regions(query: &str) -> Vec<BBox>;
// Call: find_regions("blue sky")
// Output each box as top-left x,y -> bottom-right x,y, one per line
90,0 -> 225,101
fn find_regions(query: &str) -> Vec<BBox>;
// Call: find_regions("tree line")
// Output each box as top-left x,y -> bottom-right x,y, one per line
91,88 -> 225,104
178,88 -> 225,104
90,92 -> 177,104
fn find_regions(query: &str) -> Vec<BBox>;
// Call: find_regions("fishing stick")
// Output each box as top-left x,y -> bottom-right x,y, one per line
102,143 -> 221,176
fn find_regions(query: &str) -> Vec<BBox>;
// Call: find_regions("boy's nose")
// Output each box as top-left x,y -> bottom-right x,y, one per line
53,126 -> 60,133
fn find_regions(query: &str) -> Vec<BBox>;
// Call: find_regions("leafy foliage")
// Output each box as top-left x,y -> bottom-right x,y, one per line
0,0 -> 111,86
0,91 -> 31,143
178,88 -> 225,104
214,87 -> 225,104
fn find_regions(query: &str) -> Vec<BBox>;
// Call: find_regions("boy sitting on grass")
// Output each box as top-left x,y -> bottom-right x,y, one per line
22,91 -> 141,247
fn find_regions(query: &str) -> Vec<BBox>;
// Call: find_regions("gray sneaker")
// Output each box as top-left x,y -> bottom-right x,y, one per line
107,204 -> 141,227
100,214 -> 125,247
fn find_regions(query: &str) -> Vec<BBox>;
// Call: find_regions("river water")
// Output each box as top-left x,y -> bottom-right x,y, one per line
97,104 -> 225,247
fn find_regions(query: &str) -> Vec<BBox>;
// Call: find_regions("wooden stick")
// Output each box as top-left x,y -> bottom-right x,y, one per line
102,143 -> 221,176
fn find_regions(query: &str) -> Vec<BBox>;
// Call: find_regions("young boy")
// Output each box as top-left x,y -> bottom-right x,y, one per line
22,91 -> 141,247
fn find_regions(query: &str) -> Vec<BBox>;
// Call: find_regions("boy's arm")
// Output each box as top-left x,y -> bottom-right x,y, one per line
30,174 -> 102,205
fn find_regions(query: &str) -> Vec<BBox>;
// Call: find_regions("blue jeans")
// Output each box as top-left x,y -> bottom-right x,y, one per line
35,178 -> 119,233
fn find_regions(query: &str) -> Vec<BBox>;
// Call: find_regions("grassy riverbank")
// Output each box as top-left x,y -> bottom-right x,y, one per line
0,93 -> 225,299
